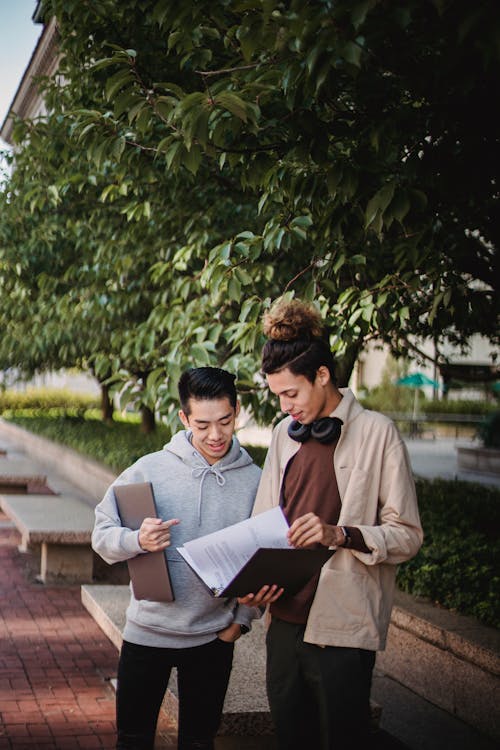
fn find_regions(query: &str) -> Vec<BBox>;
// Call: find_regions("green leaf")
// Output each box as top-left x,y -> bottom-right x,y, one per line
105,69 -> 133,101
190,343 -> 211,365
183,145 -> 202,175
214,92 -> 248,123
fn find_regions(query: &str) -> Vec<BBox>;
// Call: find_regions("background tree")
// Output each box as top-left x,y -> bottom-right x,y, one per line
1,0 -> 498,426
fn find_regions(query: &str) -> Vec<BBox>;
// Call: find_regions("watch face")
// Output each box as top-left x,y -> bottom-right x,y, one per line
240,624 -> 250,634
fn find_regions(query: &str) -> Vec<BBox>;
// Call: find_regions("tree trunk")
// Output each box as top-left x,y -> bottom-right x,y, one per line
140,405 -> 156,434
100,383 -> 114,423
334,341 -> 364,388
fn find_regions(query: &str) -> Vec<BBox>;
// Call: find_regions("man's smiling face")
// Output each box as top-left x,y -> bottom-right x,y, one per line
179,397 -> 240,464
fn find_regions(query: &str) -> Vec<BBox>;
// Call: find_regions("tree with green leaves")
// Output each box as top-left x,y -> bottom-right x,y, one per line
57,0 -> 498,368
1,0 -> 498,428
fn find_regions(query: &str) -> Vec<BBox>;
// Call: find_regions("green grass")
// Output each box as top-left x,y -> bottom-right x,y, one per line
5,413 -> 171,473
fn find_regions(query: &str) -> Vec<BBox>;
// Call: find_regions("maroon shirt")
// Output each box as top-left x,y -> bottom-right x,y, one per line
270,437 -> 368,624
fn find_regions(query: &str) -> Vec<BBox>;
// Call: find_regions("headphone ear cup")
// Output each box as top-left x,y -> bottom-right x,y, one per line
287,420 -> 312,443
310,417 -> 343,444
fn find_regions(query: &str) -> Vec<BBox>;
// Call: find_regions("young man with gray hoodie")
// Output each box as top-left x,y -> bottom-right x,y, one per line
92,367 -> 263,750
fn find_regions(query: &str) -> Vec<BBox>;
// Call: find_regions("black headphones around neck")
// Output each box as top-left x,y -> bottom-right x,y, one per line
287,416 -> 343,444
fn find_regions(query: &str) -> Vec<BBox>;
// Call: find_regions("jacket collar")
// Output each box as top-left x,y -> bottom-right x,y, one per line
329,388 -> 364,425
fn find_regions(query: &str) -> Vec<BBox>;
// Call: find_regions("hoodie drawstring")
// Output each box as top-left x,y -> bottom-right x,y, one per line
191,463 -> 226,524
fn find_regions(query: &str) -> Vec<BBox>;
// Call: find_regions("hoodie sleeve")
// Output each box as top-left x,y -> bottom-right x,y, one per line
232,602 -> 263,630
91,467 -> 147,565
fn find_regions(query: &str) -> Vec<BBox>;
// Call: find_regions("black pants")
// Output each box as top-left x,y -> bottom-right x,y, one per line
266,618 -> 376,750
116,638 -> 234,750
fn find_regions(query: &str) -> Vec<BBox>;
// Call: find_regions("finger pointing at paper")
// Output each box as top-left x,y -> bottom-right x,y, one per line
139,517 -> 180,552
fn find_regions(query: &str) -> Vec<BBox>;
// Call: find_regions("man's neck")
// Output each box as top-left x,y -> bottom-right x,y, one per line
324,386 -> 343,416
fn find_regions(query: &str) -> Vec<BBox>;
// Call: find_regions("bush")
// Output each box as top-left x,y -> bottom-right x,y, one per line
361,392 -> 496,417
0,388 -> 100,416
477,411 -> 500,448
421,399 -> 496,416
397,478 -> 500,628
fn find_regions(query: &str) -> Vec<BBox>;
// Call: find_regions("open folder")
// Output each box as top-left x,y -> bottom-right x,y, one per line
178,506 -> 335,597
114,482 -> 174,602
215,547 -> 335,598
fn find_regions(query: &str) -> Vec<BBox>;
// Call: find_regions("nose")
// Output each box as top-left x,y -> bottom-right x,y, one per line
280,396 -> 293,414
208,424 -> 222,440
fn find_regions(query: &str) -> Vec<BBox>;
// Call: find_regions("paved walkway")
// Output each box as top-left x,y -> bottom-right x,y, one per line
0,516 -> 178,750
404,436 -> 500,487
0,515 -> 117,750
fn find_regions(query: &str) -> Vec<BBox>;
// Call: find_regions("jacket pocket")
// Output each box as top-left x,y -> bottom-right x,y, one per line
309,568 -> 381,640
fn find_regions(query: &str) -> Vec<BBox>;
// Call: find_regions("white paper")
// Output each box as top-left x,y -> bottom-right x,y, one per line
178,506 -> 291,595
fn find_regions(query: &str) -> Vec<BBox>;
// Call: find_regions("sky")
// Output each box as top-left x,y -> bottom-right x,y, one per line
0,0 -> 42,149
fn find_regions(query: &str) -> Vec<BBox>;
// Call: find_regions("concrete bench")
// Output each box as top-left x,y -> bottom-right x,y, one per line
0,456 -> 56,494
0,493 -> 95,583
81,585 -> 382,740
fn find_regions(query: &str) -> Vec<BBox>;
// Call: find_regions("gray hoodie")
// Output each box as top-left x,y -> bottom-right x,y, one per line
92,430 -> 262,648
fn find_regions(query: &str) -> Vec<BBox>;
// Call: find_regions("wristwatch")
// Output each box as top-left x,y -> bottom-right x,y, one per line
239,624 -> 250,635
340,526 -> 351,547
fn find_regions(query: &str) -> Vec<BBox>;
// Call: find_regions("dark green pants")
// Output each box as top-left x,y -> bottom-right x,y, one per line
266,618 -> 376,750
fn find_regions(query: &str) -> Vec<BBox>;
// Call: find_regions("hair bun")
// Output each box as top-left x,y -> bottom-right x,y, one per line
262,298 -> 325,341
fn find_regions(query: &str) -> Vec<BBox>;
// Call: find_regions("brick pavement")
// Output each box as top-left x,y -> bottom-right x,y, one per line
0,513 -> 176,750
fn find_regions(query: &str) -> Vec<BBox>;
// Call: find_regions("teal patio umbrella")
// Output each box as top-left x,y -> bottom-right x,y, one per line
396,372 -> 440,419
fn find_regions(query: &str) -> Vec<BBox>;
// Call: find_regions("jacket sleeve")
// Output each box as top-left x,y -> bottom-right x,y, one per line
252,445 -> 276,515
353,437 -> 423,566
91,467 -> 147,565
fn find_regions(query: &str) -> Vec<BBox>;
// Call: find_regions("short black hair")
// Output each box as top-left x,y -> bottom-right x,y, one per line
178,367 -> 237,415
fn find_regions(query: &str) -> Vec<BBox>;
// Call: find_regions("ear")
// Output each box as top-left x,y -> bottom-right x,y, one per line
235,400 -> 241,418
316,366 -> 331,386
178,409 -> 190,429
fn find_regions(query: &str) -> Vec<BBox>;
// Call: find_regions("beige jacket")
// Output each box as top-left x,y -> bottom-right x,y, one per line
253,388 -> 423,651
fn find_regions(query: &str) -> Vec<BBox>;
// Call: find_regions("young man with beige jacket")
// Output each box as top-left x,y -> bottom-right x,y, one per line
242,299 -> 423,749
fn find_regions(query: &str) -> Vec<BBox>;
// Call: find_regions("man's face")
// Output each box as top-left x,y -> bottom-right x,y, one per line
266,367 -> 331,425
179,397 -> 240,465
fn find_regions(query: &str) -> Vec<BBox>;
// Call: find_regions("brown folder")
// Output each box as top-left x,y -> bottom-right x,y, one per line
218,547 -> 335,598
114,482 -> 174,602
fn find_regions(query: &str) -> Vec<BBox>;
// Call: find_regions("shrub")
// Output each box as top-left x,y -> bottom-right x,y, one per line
397,478 -> 500,628
0,388 -> 100,416
477,411 -> 500,448
421,399 -> 496,416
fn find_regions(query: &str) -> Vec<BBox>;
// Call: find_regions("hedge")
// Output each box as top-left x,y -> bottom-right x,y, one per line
397,478 -> 500,628
0,388 -> 100,415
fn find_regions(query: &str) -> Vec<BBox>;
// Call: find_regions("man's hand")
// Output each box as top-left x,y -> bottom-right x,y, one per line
287,512 -> 344,548
138,517 -> 180,552
237,584 -> 284,607
217,623 -> 244,643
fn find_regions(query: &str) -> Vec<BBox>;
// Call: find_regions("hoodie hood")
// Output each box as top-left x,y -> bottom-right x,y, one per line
163,430 -> 255,523
164,429 -> 254,470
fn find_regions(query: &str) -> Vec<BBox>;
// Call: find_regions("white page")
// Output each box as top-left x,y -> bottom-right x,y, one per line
177,506 -> 290,595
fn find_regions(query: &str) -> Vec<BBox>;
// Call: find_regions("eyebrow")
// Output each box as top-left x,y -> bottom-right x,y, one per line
192,411 -> 233,425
